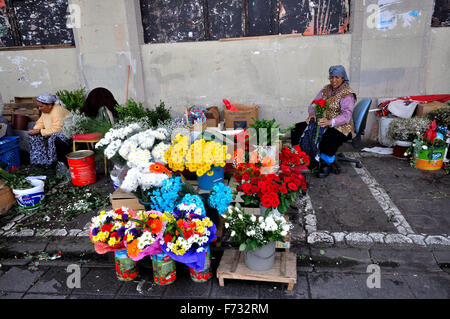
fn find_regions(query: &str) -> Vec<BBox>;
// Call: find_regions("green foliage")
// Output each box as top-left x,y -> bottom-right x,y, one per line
249,118 -> 295,146
426,108 -> 450,128
56,88 -> 86,112
114,99 -> 172,128
0,167 -> 33,190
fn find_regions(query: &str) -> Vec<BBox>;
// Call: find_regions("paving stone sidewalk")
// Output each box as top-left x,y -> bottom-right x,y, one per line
0,245 -> 449,299
1,149 -> 449,299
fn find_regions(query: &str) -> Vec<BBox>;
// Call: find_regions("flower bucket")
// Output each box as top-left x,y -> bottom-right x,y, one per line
393,141 -> 412,159
198,165 -> 224,191
138,199 -> 152,211
189,245 -> 212,283
414,147 -> 447,171
66,150 -> 97,186
12,178 -> 45,210
259,205 -> 282,217
114,249 -> 138,281
244,241 -> 276,271
151,252 -> 176,285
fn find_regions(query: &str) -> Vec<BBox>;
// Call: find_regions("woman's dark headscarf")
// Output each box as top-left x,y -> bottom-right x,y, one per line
80,87 -> 119,118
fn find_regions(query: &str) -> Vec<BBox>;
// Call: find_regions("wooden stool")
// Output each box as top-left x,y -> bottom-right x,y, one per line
72,133 -> 107,175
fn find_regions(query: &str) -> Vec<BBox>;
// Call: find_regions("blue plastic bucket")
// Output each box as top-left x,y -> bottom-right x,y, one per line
197,165 -> 224,191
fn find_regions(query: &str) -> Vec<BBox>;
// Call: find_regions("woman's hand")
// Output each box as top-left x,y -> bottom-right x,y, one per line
306,114 -> 316,124
28,129 -> 41,136
318,118 -> 332,127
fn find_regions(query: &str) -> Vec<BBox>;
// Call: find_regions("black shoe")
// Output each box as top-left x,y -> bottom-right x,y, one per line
330,162 -> 341,175
316,161 -> 330,178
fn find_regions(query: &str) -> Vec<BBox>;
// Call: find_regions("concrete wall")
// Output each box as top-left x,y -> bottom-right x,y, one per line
0,48 -> 81,103
70,0 -> 145,104
0,0 -> 449,141
141,34 -> 352,124
426,27 -> 450,94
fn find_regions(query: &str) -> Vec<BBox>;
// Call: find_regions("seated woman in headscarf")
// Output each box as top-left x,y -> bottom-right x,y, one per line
28,94 -> 71,167
79,87 -> 118,125
291,65 -> 356,178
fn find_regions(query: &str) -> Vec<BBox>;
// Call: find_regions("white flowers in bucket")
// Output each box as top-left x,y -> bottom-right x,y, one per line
222,204 -> 292,252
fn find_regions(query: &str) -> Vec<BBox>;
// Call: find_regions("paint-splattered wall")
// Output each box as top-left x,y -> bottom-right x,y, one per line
432,0 -> 450,27
140,0 -> 350,43
0,0 -> 74,47
0,0 -> 15,46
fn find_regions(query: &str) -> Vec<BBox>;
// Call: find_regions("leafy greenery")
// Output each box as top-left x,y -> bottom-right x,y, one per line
0,167 -> 33,190
426,108 -> 450,128
249,118 -> 294,146
114,99 -> 172,127
56,88 -> 86,112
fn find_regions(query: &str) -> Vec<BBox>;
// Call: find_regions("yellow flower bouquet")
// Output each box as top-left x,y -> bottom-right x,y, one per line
165,135 -> 230,177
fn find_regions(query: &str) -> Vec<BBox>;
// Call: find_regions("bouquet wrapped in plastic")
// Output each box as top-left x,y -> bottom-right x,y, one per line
160,201 -> 217,271
89,208 -> 132,254
124,210 -> 168,261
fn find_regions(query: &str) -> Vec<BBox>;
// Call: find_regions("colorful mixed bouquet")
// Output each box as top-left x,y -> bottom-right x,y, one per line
222,204 -> 292,252
208,182 -> 233,215
405,120 -> 448,166
124,210 -> 168,261
311,98 -> 329,143
89,207 -> 132,254
165,135 -> 230,176
234,145 -> 308,215
160,201 -> 217,271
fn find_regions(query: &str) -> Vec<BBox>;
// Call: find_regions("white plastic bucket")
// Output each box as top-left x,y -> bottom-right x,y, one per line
12,178 -> 45,210
378,116 -> 397,147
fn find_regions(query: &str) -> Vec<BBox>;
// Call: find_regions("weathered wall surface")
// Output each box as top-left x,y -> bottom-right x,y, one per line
0,0 -> 448,141
141,34 -> 352,125
68,0 -> 145,104
426,27 -> 450,94
0,48 -> 81,103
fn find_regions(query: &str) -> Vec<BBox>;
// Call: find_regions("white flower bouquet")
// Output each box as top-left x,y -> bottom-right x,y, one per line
222,203 -> 292,252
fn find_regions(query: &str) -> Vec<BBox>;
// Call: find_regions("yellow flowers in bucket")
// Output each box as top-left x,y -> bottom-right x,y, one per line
165,134 -> 230,176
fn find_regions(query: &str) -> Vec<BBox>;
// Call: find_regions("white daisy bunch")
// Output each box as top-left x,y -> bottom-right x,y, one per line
120,166 -> 169,193
178,202 -> 203,216
90,209 -> 121,230
117,128 -> 169,168
152,142 -> 170,165
137,231 -> 158,250
96,122 -> 144,160
223,204 -> 292,252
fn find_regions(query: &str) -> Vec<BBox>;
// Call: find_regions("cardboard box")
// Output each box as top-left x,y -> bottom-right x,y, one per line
224,104 -> 258,129
109,188 -> 145,211
415,101 -> 450,116
0,180 -> 16,215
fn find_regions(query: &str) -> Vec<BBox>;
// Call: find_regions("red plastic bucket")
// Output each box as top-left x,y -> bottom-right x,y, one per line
66,150 -> 97,186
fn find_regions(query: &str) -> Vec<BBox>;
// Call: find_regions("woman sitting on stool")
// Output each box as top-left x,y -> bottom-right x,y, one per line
291,65 -> 357,178
28,94 -> 71,168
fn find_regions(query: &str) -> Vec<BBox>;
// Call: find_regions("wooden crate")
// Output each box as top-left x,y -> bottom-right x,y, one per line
14,97 -> 37,104
109,188 -> 145,212
0,180 -> 16,215
216,249 -> 297,291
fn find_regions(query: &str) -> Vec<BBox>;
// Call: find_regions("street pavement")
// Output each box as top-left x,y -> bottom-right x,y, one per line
0,144 -> 449,300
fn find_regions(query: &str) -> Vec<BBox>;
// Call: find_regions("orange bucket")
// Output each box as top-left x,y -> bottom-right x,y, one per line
414,158 -> 443,171
66,150 -> 97,186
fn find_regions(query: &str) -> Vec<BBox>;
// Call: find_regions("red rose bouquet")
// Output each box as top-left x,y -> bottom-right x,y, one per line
234,145 -> 308,215
311,98 -> 329,143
